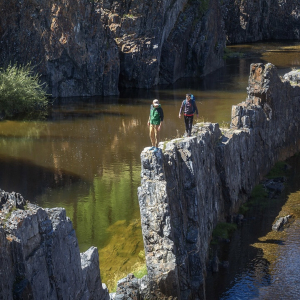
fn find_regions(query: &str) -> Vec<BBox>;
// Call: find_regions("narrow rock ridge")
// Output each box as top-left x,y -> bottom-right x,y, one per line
0,191 -> 109,300
137,64 -> 300,299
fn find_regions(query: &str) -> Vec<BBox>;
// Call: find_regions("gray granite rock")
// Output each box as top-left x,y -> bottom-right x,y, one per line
272,215 -> 291,231
0,190 -> 109,300
283,70 -> 300,84
137,64 -> 300,299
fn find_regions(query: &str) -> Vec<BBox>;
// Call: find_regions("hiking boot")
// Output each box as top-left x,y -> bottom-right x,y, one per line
149,146 -> 155,150
153,147 -> 159,153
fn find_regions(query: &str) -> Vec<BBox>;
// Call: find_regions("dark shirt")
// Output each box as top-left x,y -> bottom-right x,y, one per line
179,99 -> 198,116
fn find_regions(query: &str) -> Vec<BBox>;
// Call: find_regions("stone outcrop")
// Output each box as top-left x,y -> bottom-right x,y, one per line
0,190 -> 109,300
272,215 -> 291,231
137,63 -> 300,299
1,0 -> 298,97
283,70 -> 300,84
101,0 -> 226,87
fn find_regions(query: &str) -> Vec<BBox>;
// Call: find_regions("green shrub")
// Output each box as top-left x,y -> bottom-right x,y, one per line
0,63 -> 49,118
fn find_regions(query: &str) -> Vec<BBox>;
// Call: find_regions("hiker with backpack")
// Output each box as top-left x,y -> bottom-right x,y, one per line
147,99 -> 164,152
179,94 -> 199,137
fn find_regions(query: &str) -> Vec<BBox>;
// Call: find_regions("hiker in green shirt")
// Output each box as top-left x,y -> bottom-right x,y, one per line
147,99 -> 164,152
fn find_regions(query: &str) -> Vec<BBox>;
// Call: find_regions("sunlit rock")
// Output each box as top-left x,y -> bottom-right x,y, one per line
0,190 -> 109,300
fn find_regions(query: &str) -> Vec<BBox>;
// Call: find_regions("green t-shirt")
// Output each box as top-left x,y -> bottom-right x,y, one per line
150,105 -> 162,125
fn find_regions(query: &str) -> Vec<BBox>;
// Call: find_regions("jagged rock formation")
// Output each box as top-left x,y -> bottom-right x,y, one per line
137,64 -> 300,299
1,63 -> 300,299
0,190 -> 109,300
1,0 -> 298,97
101,0 -> 226,87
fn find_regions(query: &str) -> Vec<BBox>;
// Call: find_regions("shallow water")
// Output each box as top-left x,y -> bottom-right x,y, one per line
0,41 -> 299,290
206,155 -> 300,299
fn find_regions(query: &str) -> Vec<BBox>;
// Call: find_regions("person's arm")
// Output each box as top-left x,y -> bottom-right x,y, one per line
158,120 -> 163,131
194,102 -> 199,117
179,101 -> 184,118
158,108 -> 164,131
147,105 -> 152,126
159,107 -> 164,122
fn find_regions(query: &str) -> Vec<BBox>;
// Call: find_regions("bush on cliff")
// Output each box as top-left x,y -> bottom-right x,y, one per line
0,63 -> 49,119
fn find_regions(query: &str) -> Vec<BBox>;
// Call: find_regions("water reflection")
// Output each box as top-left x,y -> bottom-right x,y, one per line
0,41 -> 299,291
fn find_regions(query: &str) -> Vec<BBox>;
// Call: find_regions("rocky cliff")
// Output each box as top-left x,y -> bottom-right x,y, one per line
137,64 -> 300,299
1,0 -> 298,97
224,0 -> 300,44
0,0 -> 120,98
1,64 -> 300,300
0,190 -> 109,300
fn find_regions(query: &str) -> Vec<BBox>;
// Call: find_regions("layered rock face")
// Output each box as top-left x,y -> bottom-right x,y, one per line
101,0 -> 226,87
138,64 -> 300,299
0,190 -> 109,300
0,0 -> 120,97
224,0 -> 300,43
0,0 -> 226,95
0,0 -> 299,96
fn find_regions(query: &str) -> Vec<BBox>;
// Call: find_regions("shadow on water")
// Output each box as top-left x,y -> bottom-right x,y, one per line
0,154 -> 85,201
206,154 -> 300,299
48,97 -> 131,121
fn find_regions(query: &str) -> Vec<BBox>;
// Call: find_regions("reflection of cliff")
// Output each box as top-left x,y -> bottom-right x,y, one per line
71,167 -> 142,251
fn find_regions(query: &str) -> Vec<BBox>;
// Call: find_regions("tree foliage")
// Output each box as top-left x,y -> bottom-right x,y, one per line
0,63 -> 49,118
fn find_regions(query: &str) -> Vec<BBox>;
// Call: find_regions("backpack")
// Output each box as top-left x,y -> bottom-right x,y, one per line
183,95 -> 196,113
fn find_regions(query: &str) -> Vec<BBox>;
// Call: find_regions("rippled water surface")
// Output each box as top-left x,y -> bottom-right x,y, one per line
0,41 -> 300,291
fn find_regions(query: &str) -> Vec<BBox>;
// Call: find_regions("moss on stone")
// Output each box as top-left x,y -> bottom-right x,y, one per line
266,161 -> 287,179
211,222 -> 237,245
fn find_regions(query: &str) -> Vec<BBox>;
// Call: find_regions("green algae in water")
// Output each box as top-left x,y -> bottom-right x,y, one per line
98,219 -> 145,291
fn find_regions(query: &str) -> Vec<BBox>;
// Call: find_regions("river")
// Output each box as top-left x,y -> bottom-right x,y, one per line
0,41 -> 299,293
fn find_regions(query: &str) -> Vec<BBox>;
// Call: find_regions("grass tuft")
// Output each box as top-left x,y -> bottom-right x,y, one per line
0,63 -> 49,119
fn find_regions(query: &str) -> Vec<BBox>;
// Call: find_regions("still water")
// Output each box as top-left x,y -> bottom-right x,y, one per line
0,41 -> 299,292
206,154 -> 300,300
